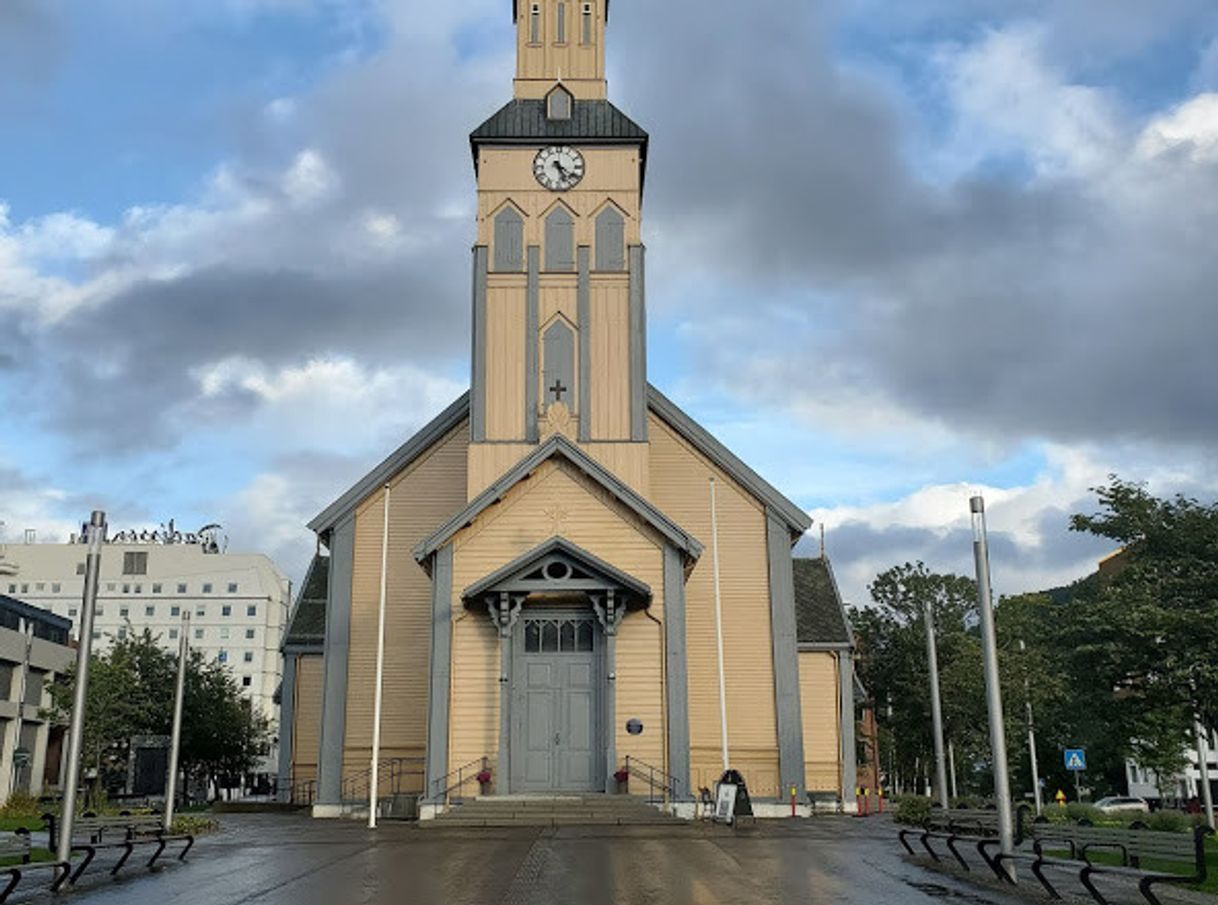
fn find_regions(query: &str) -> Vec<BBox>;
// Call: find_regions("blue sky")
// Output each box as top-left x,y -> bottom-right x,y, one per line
4,0 -> 1218,604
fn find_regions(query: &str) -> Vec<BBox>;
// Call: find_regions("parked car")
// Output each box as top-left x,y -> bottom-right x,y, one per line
1094,796 -> 1150,814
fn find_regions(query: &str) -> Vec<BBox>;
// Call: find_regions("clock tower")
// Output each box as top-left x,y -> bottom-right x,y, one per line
468,0 -> 650,499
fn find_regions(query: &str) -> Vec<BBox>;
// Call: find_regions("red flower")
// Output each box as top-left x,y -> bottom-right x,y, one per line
613,769 -> 629,784
476,770 -> 492,785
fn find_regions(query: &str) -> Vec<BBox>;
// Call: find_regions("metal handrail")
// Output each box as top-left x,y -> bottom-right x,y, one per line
432,756 -> 490,804
624,755 -> 680,804
341,757 -> 425,804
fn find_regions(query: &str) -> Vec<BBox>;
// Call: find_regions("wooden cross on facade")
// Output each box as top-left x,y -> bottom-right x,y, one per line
549,380 -> 568,403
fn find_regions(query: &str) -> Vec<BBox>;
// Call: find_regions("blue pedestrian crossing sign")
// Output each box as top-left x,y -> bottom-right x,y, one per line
1064,749 -> 1087,772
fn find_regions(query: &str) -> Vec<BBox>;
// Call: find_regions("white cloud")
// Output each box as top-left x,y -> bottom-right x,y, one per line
937,25 -> 1126,179
282,149 -> 340,206
189,355 -> 464,451
1136,94 -> 1218,163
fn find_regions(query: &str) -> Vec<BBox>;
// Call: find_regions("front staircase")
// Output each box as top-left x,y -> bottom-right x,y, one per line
426,795 -> 688,828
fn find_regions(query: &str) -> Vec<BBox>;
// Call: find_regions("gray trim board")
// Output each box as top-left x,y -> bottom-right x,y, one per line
472,246 -> 489,442
282,643 -> 324,655
577,246 -> 591,442
647,386 -> 812,534
413,433 -> 703,563
425,545 -> 454,801
663,545 -> 692,800
628,246 -> 648,442
315,516 -> 354,805
276,653 -> 297,802
312,384 -> 810,538
308,394 -> 470,533
463,536 -> 652,602
839,651 -> 858,804
797,642 -> 853,652
526,246 -> 540,443
767,511 -> 806,798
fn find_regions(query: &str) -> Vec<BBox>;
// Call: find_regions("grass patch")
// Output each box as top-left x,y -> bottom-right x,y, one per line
0,849 -> 56,868
1041,836 -> 1217,894
0,817 -> 44,833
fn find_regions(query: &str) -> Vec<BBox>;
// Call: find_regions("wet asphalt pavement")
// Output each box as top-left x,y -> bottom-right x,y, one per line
12,812 -> 1208,905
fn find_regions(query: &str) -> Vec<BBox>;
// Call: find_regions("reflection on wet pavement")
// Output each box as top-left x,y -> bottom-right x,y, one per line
8,813 -> 1057,905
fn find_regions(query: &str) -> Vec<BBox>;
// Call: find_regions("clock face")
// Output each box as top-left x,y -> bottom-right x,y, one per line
534,146 -> 585,191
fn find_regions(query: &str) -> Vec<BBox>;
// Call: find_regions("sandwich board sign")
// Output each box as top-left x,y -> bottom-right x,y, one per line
714,782 -> 738,824
1064,749 -> 1087,772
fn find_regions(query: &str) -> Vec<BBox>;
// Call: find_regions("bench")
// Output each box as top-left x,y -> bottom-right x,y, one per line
806,791 -> 843,815
46,812 -> 195,884
1012,821 -> 1215,905
899,807 -> 1027,875
0,831 -> 71,903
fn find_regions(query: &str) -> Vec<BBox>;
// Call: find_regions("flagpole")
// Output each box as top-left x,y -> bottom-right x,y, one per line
710,477 -> 729,771
369,484 -> 391,829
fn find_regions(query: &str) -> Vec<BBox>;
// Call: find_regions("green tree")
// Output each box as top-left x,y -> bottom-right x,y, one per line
853,563 -> 987,796
46,629 -> 270,803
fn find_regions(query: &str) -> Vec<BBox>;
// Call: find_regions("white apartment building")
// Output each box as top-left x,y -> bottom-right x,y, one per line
1127,729 -> 1218,805
0,530 -> 290,738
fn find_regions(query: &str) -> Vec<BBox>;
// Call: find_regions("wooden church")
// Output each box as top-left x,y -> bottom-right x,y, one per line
278,0 -> 860,816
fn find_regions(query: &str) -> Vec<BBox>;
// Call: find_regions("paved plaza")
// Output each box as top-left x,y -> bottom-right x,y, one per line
12,812 -> 1212,905
0,813 -> 1063,905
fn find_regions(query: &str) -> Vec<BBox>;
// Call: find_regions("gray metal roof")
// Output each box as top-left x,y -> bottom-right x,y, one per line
415,433 -> 703,564
792,557 -> 854,647
282,555 -> 328,651
471,99 -> 646,145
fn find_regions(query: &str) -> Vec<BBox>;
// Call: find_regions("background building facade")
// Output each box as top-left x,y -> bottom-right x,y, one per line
0,533 -> 290,734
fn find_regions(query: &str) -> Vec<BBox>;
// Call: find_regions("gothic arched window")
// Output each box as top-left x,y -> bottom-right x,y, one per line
542,320 -> 576,411
595,205 -> 625,271
544,206 -> 575,271
494,206 -> 524,272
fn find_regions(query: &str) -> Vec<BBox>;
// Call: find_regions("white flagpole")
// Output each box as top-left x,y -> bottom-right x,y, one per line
710,477 -> 729,771
369,484 -> 391,829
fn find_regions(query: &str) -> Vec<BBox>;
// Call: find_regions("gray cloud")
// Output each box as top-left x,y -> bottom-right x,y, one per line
605,0 -> 1218,448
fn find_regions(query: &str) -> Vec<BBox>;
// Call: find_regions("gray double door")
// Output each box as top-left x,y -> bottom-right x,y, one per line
512,613 -> 602,793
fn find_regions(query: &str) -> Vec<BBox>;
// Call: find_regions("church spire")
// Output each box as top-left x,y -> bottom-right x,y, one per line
514,0 -> 608,100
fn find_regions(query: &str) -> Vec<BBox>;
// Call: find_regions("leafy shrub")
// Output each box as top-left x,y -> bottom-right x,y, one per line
1145,810 -> 1191,833
893,795 -> 933,826
170,814 -> 218,836
0,793 -> 42,820
1064,803 -> 1104,825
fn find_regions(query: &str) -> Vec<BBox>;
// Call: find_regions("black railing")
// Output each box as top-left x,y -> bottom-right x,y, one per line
341,757 -> 425,805
431,756 -> 490,804
624,755 -> 680,804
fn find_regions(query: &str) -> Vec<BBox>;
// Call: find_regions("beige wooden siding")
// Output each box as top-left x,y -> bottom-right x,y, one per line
449,458 -> 666,779
647,414 -> 782,798
515,0 -> 605,99
588,278 -> 631,441
485,286 -> 527,441
340,423 -> 470,792
800,651 -> 842,793
292,653 -> 324,783
468,442 -> 649,501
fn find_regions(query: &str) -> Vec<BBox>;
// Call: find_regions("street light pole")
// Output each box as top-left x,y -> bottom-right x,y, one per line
57,511 -> 106,865
164,612 -> 190,831
1021,640 -> 1043,815
1196,720 -> 1215,831
924,597 -> 950,810
971,496 -> 1015,871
